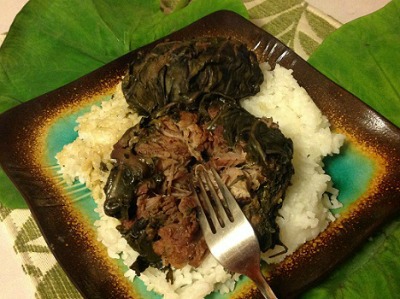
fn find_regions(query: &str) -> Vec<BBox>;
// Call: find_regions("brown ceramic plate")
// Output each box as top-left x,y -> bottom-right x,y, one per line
0,11 -> 399,299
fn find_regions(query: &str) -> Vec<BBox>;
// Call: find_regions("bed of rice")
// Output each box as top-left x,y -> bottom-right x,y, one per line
56,63 -> 345,299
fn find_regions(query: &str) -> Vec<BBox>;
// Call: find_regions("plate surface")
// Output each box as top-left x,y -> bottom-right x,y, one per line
0,11 -> 399,299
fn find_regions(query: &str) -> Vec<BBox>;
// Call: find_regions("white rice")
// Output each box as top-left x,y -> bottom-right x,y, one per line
56,63 -> 345,298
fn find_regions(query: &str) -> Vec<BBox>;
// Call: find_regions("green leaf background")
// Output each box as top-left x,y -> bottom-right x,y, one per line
0,0 -> 399,298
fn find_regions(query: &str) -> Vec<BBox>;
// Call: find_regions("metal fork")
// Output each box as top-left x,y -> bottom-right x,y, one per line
191,165 -> 278,299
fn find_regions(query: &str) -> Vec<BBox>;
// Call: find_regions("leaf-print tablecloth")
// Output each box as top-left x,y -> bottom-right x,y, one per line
0,0 -> 341,298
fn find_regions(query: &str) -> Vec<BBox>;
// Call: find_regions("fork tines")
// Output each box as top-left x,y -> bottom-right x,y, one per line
192,165 -> 238,232
190,165 -> 278,299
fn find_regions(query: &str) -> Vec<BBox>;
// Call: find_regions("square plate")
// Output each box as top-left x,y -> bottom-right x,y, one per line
0,11 -> 399,299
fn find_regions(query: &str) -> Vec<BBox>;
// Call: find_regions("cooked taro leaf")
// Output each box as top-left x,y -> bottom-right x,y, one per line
121,218 -> 163,274
122,37 -> 264,117
103,165 -> 138,219
213,104 -> 294,251
213,105 -> 293,166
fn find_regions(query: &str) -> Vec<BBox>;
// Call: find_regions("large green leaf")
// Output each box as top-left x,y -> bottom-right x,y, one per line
0,168 -> 26,209
0,0 -> 247,209
302,219 -> 400,298
307,0 -> 400,298
308,0 -> 400,127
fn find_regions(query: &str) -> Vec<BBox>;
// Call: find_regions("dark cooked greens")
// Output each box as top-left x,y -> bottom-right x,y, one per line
104,37 -> 294,274
122,37 -> 263,117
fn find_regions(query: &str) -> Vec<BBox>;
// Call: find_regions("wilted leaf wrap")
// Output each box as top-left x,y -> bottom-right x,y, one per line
122,37 -> 264,116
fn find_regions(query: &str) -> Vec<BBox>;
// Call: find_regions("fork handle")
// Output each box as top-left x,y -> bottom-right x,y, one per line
249,270 -> 278,299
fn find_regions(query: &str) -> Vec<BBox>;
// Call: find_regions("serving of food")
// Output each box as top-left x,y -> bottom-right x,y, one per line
55,36 -> 344,298
1,9 -> 399,299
